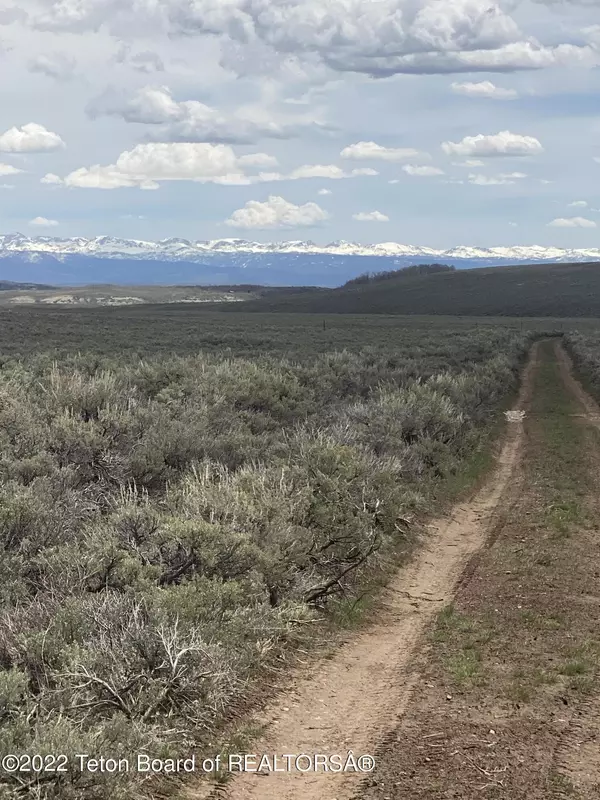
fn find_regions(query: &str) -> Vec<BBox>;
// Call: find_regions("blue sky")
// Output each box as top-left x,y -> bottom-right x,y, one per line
0,0 -> 599,248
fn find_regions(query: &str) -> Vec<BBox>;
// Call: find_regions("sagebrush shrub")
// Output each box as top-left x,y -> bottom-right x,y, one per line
0,326 -> 534,799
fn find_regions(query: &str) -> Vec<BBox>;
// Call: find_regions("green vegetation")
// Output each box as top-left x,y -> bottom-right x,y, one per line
0,305 -> 584,360
429,340 -> 600,724
0,320 -> 534,799
235,260 -> 600,316
564,330 -> 600,395
343,263 -> 455,287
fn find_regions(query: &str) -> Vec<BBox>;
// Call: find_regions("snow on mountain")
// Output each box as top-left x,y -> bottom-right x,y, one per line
0,233 -> 598,287
0,234 -> 599,262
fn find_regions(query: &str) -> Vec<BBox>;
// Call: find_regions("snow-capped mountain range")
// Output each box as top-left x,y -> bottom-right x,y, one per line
0,233 -> 598,286
1,234 -> 600,262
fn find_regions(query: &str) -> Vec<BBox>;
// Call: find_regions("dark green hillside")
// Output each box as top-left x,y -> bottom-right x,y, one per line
0,280 -> 56,290
231,261 -> 600,317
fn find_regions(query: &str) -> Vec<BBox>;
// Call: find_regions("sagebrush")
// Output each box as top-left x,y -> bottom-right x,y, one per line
0,325 -> 533,798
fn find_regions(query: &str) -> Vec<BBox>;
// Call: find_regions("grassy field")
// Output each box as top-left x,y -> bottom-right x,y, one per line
0,305 -> 593,359
0,312 -> 541,800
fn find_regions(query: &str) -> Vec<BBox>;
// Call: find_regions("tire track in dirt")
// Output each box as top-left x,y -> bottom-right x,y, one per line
188,345 -> 538,800
550,340 -> 600,798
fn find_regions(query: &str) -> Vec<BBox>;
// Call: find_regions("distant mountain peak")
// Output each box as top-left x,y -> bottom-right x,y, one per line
0,233 -> 598,263
0,233 -> 599,288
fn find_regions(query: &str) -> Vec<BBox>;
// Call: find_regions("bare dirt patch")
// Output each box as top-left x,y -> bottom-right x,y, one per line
187,348 -> 537,800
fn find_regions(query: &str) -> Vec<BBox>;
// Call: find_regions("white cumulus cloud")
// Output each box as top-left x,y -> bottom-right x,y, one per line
287,164 -> 378,180
289,164 -> 346,180
450,81 -> 517,99
40,173 -> 64,185
237,152 -> 279,168
341,141 -> 425,162
62,143 -> 249,189
318,188 -> 332,195
29,216 -> 59,227
225,195 -> 329,229
352,211 -> 389,222
56,145 -> 381,190
548,217 -> 596,228
0,123 -> 65,153
442,131 -> 543,157
63,165 -> 161,190
403,164 -> 444,176
0,163 -> 23,176
568,200 -> 588,208
86,85 -> 328,144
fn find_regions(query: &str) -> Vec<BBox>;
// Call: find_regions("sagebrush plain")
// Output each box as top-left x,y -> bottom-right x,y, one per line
0,307 -> 550,799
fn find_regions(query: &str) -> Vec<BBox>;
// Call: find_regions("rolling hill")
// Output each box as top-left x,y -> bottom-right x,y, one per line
230,261 -> 600,317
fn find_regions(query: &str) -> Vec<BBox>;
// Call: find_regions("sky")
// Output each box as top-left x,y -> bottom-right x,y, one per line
0,0 -> 599,248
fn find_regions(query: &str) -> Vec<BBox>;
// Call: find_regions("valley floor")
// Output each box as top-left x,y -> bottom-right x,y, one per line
190,339 -> 600,800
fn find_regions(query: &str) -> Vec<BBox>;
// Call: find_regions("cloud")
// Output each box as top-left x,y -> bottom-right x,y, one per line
289,164 -> 345,180
351,167 -> 379,176
237,152 -> 279,168
114,44 -> 165,73
29,216 -> 59,227
87,86 -> 179,125
225,195 -> 329,229
352,211 -> 389,222
62,142 -> 245,188
442,131 -> 543,158
548,217 -> 596,228
325,41 -> 598,76
0,163 -> 23,176
0,123 -> 65,153
0,6 -> 27,24
568,200 -> 588,208
286,164 -> 378,180
40,173 -> 63,185
286,164 -> 335,180
28,53 -> 76,81
318,188 -> 332,195
468,173 -> 517,185
450,81 -> 517,99
61,165 -> 161,190
341,141 -> 424,162
86,86 -> 328,144
56,142 -> 380,190
402,164 -> 444,176
452,159 -> 485,168
34,0 -> 598,78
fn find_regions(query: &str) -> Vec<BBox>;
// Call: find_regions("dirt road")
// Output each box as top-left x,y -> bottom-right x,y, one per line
189,347 -> 536,800
191,340 -> 600,800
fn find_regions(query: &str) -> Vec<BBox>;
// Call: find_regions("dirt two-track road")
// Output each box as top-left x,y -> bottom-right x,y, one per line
191,339 -> 600,800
